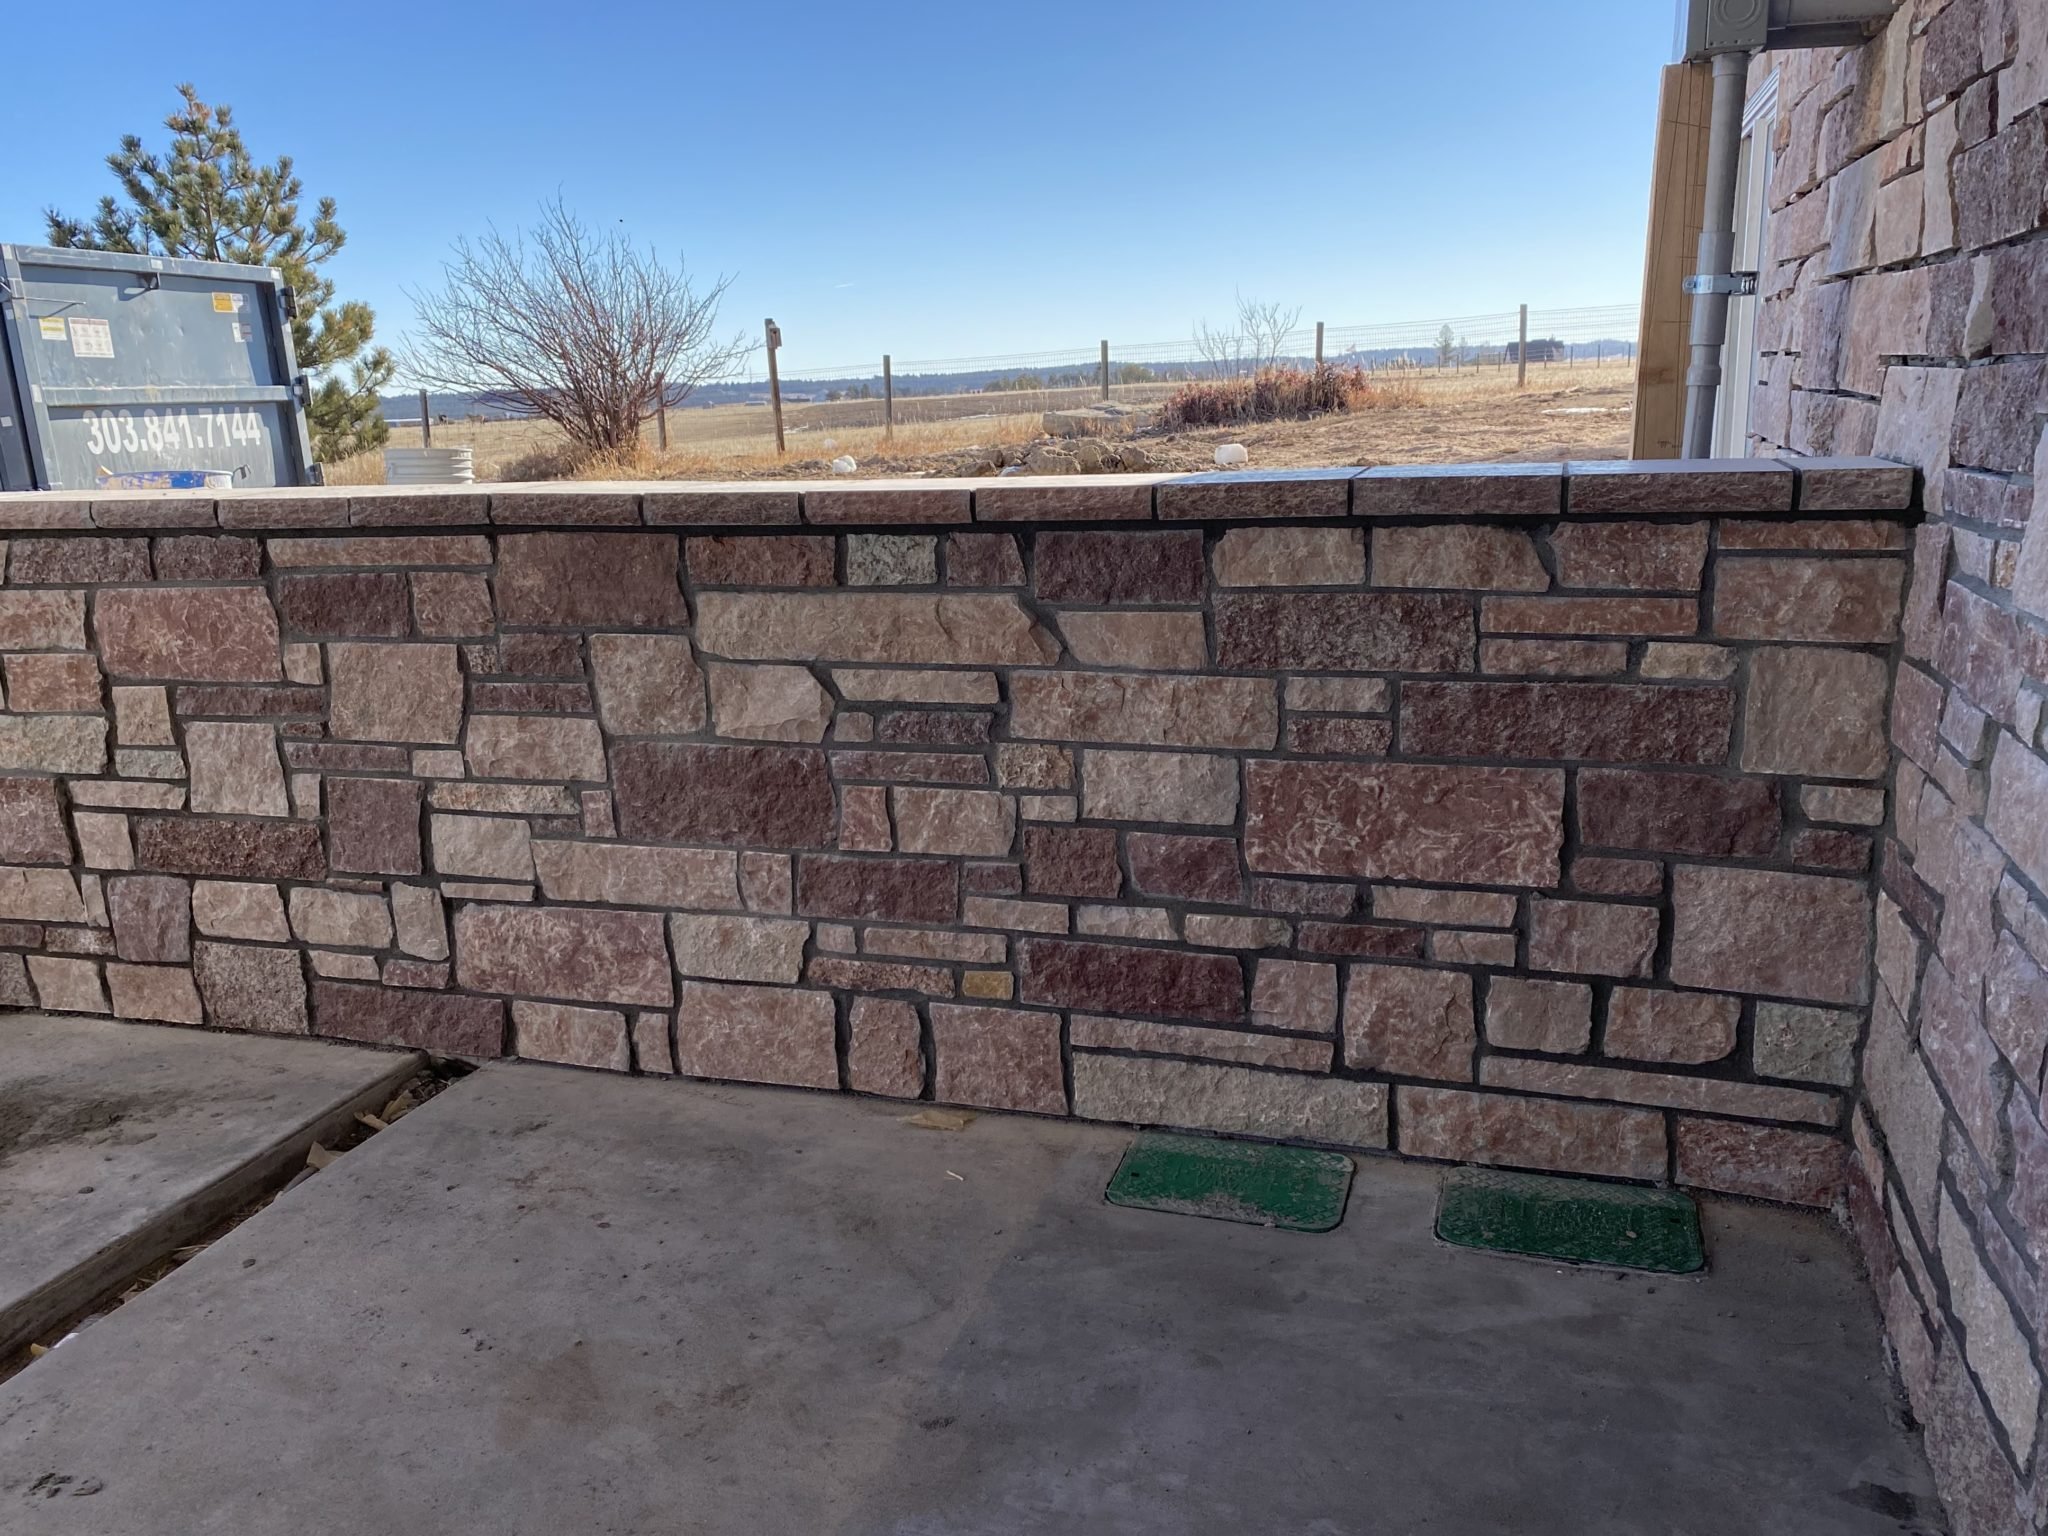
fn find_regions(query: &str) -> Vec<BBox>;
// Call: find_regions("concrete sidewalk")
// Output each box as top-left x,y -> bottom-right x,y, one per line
0,1012 -> 418,1359
0,1063 -> 1940,1533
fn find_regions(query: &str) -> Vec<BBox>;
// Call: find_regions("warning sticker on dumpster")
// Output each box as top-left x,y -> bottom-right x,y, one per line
37,317 -> 66,341
211,292 -> 244,313
69,317 -> 114,359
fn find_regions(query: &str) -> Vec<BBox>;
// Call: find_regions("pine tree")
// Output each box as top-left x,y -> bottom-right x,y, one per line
45,84 -> 394,464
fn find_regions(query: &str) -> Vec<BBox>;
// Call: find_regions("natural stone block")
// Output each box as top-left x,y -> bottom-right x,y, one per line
1214,592 -> 1473,672
847,997 -> 924,1096
312,979 -> 503,1055
1071,1014 -> 1329,1070
329,643 -> 463,743
1215,525 -> 1365,587
1054,610 -> 1208,671
1074,1054 -> 1386,1147
1370,525 -> 1546,590
1577,768 -> 1779,856
669,913 -> 808,984
193,941 -> 308,1033
845,534 -> 937,586
1284,717 -> 1392,754
1017,937 -> 1240,1021
1547,521 -> 1708,590
278,572 -> 411,636
1248,958 -> 1339,1033
1183,913 -> 1289,949
326,777 -> 423,875
185,722 -> 289,817
410,571 -> 496,637
614,741 -> 836,847
8,535 -> 150,584
1712,557 -> 1906,642
464,714 -> 606,781
310,951 -> 379,981
1397,1087 -> 1666,1180
1675,1120 -> 1846,1208
688,534 -> 835,587
807,956 -> 951,994
1572,857 -> 1662,897
153,535 -> 258,580
1987,732 -> 2048,894
72,811 -> 134,870
1640,643 -> 1735,680
430,814 -> 534,882
1486,978 -> 1592,1053
105,963 -> 203,1025
135,818 -> 324,880
530,841 -> 740,910
1372,887 -> 1517,927
1432,930 -> 1517,966
1528,898 -> 1658,979
1478,639 -> 1629,676
514,1001 -> 630,1071
495,532 -> 684,627
1604,988 -> 1737,1065
796,855 -> 958,923
1244,760 -> 1562,885
1035,530 -> 1202,604
945,531 -> 1026,586
1802,784 -> 1887,826
1669,865 -> 1872,1005
1742,647 -> 1891,779
111,685 -> 174,746
1023,825 -> 1122,898
191,880 -> 289,942
631,1010 -> 675,1074
1936,1190 -> 2043,1450
833,669 -> 999,705
1011,671 -> 1277,750
1400,682 -> 1733,765
1127,833 -> 1242,903
455,904 -> 674,1007
1297,922 -> 1422,959
287,888 -> 393,949
4,653 -> 102,713
1480,596 -> 1697,637
1074,904 -> 1171,939
107,875 -> 191,963
94,587 -> 278,680
706,662 -> 832,742
695,592 -> 1056,666
674,981 -> 838,1088
879,787 -> 1009,857
0,591 -> 87,651
0,715 -> 108,774
1080,749 -> 1238,825
1343,963 -> 1475,1080
930,1003 -> 1065,1113
839,784 -> 891,851
1754,1002 -> 1860,1086
29,956 -> 106,1014
0,779 -> 70,864
588,633 -> 706,736
1284,677 -> 1390,713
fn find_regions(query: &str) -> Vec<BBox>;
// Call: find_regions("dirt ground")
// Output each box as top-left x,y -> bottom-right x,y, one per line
330,361 -> 1636,484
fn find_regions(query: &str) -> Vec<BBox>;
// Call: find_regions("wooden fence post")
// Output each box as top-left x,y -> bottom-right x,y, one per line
1517,304 -> 1529,388
765,319 -> 785,455
654,374 -> 668,451
883,355 -> 894,440
1100,339 -> 1110,400
1315,321 -> 1324,366
419,388 -> 431,448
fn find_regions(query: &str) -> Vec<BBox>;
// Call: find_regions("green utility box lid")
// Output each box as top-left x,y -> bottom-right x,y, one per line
1106,1132 -> 1354,1232
1435,1166 -> 1705,1273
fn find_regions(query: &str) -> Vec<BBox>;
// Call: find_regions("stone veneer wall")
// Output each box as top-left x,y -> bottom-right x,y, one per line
0,462 -> 1911,1206
1747,6 -> 2048,1530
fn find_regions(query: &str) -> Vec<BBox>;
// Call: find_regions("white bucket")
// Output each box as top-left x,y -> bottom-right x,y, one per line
383,446 -> 475,485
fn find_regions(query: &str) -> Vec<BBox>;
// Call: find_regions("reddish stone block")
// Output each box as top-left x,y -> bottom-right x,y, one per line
796,854 -> 960,923
497,633 -> 583,675
1397,1086 -> 1666,1180
1669,865 -> 1872,1005
1528,898 -> 1658,979
1479,638 -> 1629,676
1481,595 -> 1697,637
454,903 -> 674,1007
1400,682 -> 1734,765
326,776 -> 424,875
613,741 -> 836,847
1577,768 -> 1779,856
1935,582 -> 2025,724
1572,856 -> 1663,897
1214,592 -> 1473,672
1712,557 -> 1906,642
1352,463 -> 1561,518
641,487 -> 801,526
1023,826 -> 1122,899
674,980 -> 839,1089
963,862 -> 1024,896
95,587 -> 281,681
1604,987 -> 1737,1065
283,742 -> 411,773
172,685 -> 325,717
1486,977 -> 1592,1053
930,1003 -> 1064,1113
847,997 -> 925,1096
1744,646 -> 1892,779
876,711 -> 991,746
1718,517 -> 1910,550
830,750 -> 989,785
1482,1056 -> 1836,1126
687,535 -> 836,587
1249,878 -> 1355,917
0,779 -> 70,864
495,532 -> 685,627
0,591 -> 85,650
1566,460 -> 1790,514
277,573 -> 411,636
312,978 -> 505,1055
1033,530 -> 1202,604
1127,833 -> 1242,903
1284,717 -> 1392,755
1017,937 -> 1242,1021
135,818 -> 325,880
1676,1120 -> 1847,1208
513,1001 -> 630,1071
807,956 -> 952,995
1155,470 -> 1350,521
1010,671 -> 1277,750
7,536 -> 151,584
1789,828 -> 1873,871
468,681 -> 593,714
1369,525 -> 1545,590
106,874 -> 191,963
1345,963 -> 1475,1079
1244,760 -> 1562,885
1546,521 -> 1708,590
153,535 -> 262,580
410,572 -> 495,637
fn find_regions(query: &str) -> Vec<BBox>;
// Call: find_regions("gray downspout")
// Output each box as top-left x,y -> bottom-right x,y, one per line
1680,49 -> 1753,459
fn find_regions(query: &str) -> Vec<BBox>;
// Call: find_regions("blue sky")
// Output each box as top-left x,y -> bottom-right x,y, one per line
4,1 -> 1676,380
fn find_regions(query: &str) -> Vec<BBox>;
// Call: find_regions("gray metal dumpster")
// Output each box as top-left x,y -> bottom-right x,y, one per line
0,244 -> 315,492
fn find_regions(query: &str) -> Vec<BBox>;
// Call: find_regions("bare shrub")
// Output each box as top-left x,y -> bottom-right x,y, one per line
1160,364 -> 1416,428
1192,294 -> 1304,378
405,199 -> 752,457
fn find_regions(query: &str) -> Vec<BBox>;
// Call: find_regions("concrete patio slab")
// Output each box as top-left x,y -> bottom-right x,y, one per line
0,1063 -> 1938,1533
0,1012 -> 419,1359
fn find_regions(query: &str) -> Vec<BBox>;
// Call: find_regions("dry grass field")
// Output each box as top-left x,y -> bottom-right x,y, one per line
325,358 -> 1635,484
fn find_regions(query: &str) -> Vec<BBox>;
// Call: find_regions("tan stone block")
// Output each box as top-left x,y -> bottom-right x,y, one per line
283,642 -> 323,684
1670,865 -> 1871,1004
1528,898 -> 1658,979
669,913 -> 809,984
995,743 -> 1074,791
4,653 -> 101,712
588,633 -> 706,736
392,883 -> 450,960
1215,525 -> 1365,587
0,715 -> 107,774
1742,647 -> 1891,779
1074,1054 -> 1385,1147
193,941 -> 308,1033
1486,977 -> 1592,1052
1343,963 -> 1474,1080
1397,1086 -> 1665,1180
1754,1002 -> 1859,1086
287,888 -> 392,949
961,970 -> 1014,1000
309,951 -> 379,980
105,963 -> 203,1024
111,685 -> 174,746
1371,525 -> 1546,591
847,997 -> 923,1096
1801,784 -> 1887,825
831,668 -> 999,705
674,981 -> 838,1088
431,814 -> 534,882
530,841 -> 741,909
1019,795 -> 1075,822
1010,671 -> 1277,750
1373,887 -> 1517,927
514,1000 -> 630,1071
963,896 -> 1069,933
185,722 -> 289,816
1074,905 -> 1174,940
1054,610 -> 1209,671
0,590 -> 89,650
1429,929 -> 1517,966
455,904 -> 674,1008
695,591 -> 1056,666
191,880 -> 289,942
1081,749 -> 1238,825
891,787 -> 1015,856
1184,914 -> 1289,949
1249,958 -> 1338,1034
72,812 -> 134,871
465,714 -> 606,781
329,642 -> 463,743
29,955 -> 106,1014
706,662 -> 832,742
